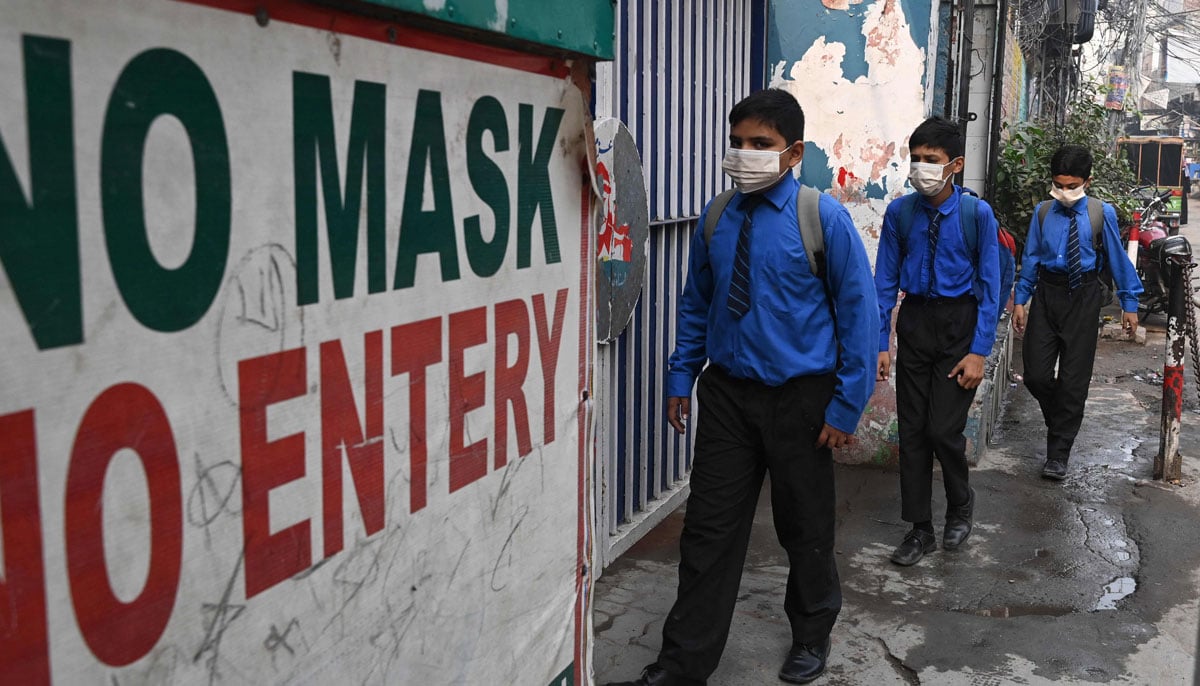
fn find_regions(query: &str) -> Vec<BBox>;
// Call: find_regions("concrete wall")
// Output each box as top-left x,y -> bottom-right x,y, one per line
964,1 -> 999,193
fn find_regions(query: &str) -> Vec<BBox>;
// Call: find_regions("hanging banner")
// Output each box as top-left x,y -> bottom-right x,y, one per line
0,1 -> 592,683
1105,65 -> 1128,110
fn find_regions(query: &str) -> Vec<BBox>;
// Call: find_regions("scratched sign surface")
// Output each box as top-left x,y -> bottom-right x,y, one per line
0,1 -> 590,684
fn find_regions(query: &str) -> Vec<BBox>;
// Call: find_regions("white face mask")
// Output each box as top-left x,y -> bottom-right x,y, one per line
908,160 -> 957,196
722,147 -> 792,194
1050,185 -> 1087,207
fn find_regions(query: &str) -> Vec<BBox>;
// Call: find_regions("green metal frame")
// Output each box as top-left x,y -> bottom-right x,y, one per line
356,0 -> 614,59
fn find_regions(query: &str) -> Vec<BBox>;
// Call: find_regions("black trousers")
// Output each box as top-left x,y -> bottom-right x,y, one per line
895,297 -> 977,523
658,366 -> 840,683
1022,274 -> 1104,463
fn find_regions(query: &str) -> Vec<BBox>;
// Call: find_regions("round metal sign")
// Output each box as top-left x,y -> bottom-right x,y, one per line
593,117 -> 649,342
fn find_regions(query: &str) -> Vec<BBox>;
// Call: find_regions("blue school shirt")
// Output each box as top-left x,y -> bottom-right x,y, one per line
1013,197 -> 1143,312
666,174 -> 879,435
874,187 -> 1002,357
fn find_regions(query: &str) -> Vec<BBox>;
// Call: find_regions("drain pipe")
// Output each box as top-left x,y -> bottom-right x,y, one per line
954,0 -> 977,129
985,0 -> 1009,200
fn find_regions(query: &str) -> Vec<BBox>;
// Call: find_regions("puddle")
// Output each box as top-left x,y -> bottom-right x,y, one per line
1095,576 -> 1137,610
956,605 -> 1072,618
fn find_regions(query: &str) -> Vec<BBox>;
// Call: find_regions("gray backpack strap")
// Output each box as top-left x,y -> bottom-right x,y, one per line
702,189 -> 738,246
703,186 -> 825,280
1086,196 -> 1104,247
1040,197 -> 1109,271
797,185 -> 825,279
1041,197 -> 1104,245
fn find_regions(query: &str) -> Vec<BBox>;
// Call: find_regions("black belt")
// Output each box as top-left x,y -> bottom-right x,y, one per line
902,293 -> 976,306
1038,268 -> 1097,286
707,364 -> 835,387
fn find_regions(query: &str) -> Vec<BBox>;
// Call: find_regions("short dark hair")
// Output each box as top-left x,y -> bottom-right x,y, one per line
1050,144 -> 1093,178
728,89 -> 805,145
908,117 -> 964,160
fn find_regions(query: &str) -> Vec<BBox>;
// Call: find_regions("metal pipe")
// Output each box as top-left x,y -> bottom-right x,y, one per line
1155,236 -> 1192,481
985,0 -> 1009,200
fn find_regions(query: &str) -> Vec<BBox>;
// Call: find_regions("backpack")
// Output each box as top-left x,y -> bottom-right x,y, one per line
896,189 -> 1017,303
997,225 -> 1017,305
702,185 -> 826,279
1035,197 -> 1113,304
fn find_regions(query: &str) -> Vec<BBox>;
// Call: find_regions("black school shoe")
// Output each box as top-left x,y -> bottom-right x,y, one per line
943,487 -> 975,550
890,528 -> 937,566
1041,459 -> 1068,481
603,664 -> 703,686
779,637 -> 831,684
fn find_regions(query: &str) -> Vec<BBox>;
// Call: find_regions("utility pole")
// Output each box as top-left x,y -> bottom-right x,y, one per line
1037,1 -> 1079,126
1127,0 -> 1151,128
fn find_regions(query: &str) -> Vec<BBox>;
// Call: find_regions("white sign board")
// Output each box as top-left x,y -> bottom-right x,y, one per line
1144,87 -> 1171,110
0,1 -> 592,683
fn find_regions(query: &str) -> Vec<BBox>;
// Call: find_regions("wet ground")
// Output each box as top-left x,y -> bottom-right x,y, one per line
592,309 -> 1200,684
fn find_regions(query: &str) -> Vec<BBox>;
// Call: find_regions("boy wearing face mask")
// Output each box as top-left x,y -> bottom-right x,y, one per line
1012,144 -> 1142,480
874,117 -> 1001,567
606,89 -> 877,686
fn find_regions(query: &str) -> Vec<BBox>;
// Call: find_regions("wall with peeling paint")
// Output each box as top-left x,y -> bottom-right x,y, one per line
767,0 -> 941,465
767,0 -> 1017,469
768,0 -> 936,256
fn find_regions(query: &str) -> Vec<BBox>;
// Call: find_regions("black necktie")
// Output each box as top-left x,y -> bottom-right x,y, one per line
1064,207 -> 1082,290
727,196 -> 763,318
925,210 -> 942,297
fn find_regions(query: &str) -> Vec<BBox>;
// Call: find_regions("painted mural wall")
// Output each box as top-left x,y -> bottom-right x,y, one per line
769,0 -> 934,251
768,0 -> 938,464
1001,25 -> 1028,128
0,1 -> 593,683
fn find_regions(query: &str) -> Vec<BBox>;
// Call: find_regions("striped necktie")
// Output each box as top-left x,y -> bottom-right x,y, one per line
925,210 -> 942,297
1064,206 -> 1082,290
726,196 -> 764,318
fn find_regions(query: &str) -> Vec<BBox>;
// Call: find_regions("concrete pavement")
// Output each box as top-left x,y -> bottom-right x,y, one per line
593,275 -> 1200,684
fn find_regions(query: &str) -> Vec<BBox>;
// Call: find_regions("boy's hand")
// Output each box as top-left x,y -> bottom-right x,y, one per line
817,424 -> 855,449
1013,304 -> 1027,334
949,353 -> 986,389
1122,311 -> 1138,336
667,397 -> 690,434
877,352 -> 892,381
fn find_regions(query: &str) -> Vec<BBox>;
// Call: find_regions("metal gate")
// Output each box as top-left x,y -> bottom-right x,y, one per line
593,0 -> 765,570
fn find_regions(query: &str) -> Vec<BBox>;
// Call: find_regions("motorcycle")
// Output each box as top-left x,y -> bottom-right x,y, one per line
1135,225 -> 1170,316
1129,187 -> 1197,316
1130,184 -> 1183,236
